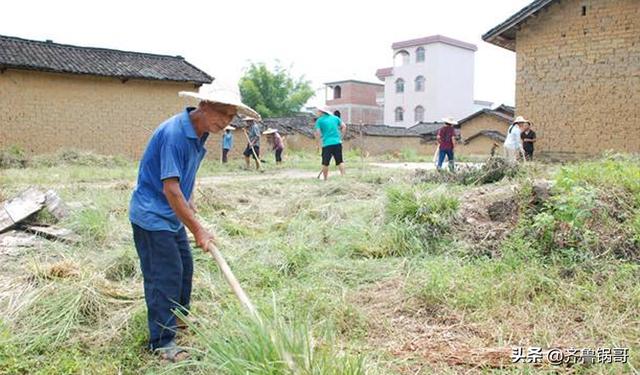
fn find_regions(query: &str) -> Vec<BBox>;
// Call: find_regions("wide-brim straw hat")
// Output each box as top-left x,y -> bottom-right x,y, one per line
442,117 -> 458,125
262,128 -> 278,135
513,116 -> 531,124
224,125 -> 236,131
317,107 -> 333,115
179,83 -> 261,121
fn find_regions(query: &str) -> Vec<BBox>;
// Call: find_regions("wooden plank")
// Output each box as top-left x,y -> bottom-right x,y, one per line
44,190 -> 68,220
21,225 -> 80,245
0,188 -> 46,232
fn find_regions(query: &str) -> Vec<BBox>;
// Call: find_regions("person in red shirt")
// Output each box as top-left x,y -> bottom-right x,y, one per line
436,118 -> 458,172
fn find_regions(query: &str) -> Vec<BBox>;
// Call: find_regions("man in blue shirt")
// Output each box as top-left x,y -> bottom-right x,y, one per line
315,107 -> 346,180
129,87 -> 259,361
221,126 -> 234,163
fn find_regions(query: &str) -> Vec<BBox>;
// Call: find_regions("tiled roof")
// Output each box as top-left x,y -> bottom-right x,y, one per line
464,130 -> 506,144
482,0 -> 556,51
409,122 -> 444,135
353,124 -> 422,137
0,35 -> 213,84
375,67 -> 393,81
392,35 -> 478,52
458,107 -> 514,126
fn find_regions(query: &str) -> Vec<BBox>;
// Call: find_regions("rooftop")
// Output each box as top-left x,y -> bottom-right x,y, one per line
482,0 -> 556,51
0,34 -> 213,84
375,67 -> 393,81
325,79 -> 384,87
392,35 -> 478,52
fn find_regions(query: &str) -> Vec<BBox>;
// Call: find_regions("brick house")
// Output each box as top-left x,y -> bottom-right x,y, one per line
324,80 -> 384,124
0,35 -> 212,158
483,0 -> 640,156
458,105 -> 514,156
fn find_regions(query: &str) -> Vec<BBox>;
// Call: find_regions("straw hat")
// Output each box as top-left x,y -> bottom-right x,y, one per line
179,82 -> 261,121
513,116 -> 530,124
442,117 -> 458,125
317,107 -> 333,115
262,128 -> 278,135
224,125 -> 236,131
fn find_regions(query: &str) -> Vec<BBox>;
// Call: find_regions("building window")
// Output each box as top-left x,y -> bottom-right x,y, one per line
394,50 -> 410,66
333,86 -> 341,99
415,76 -> 425,92
395,107 -> 404,122
414,106 -> 424,122
416,47 -> 425,63
395,78 -> 405,93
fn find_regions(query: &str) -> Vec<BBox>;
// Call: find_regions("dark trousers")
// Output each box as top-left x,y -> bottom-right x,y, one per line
275,148 -> 283,163
132,223 -> 193,350
222,148 -> 230,163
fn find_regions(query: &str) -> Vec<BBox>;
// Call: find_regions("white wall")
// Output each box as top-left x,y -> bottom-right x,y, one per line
383,42 -> 476,126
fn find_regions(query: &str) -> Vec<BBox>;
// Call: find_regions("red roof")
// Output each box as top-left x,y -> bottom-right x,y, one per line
375,67 -> 393,81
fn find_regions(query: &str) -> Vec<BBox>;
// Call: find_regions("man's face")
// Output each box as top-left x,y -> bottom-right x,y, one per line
523,123 -> 531,131
201,103 -> 237,133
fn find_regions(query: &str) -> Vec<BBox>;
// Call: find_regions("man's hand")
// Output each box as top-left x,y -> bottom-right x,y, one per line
194,227 -> 215,252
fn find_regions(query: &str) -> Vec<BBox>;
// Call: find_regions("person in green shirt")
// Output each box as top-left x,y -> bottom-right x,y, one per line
314,107 -> 346,180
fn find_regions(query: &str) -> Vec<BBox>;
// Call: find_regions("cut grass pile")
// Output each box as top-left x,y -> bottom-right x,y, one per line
0,153 -> 638,374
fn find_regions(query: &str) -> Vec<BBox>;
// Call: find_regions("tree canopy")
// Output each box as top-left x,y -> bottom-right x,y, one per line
239,63 -> 314,118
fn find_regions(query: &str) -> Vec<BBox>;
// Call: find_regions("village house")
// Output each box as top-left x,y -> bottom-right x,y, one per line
375,35 -> 492,127
0,35 -> 212,158
324,80 -> 384,124
483,0 -> 640,156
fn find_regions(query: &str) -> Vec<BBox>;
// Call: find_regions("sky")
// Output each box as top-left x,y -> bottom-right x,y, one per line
1,0 -> 532,107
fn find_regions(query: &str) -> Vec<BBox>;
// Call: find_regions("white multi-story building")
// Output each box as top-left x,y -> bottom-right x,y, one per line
376,35 -> 484,127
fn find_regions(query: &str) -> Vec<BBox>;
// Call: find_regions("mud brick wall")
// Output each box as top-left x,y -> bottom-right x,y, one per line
515,0 -> 640,156
0,69 -> 197,158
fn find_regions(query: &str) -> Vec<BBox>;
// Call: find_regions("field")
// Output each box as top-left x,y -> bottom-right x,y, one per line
0,150 -> 638,374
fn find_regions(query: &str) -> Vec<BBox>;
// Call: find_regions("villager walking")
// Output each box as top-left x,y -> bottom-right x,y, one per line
504,116 -> 528,163
129,85 -> 260,362
436,118 -> 457,172
315,107 -> 346,180
221,125 -> 234,163
243,118 -> 261,170
520,121 -> 537,161
263,128 -> 284,164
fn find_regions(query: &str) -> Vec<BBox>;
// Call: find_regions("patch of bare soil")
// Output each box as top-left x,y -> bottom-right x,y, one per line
350,279 -> 515,374
453,180 -> 552,257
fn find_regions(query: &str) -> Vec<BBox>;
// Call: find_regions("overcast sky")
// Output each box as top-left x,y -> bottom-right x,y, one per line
1,0 -> 531,107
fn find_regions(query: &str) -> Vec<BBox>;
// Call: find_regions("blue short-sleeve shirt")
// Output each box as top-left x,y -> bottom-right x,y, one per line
129,107 -> 208,232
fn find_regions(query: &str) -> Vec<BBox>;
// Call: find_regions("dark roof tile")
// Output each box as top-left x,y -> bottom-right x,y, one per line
0,35 -> 213,84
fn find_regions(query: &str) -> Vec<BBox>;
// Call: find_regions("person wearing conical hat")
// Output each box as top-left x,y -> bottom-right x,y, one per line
263,128 -> 285,165
437,118 -> 458,172
504,116 -> 529,163
221,125 -> 235,163
129,83 -> 260,362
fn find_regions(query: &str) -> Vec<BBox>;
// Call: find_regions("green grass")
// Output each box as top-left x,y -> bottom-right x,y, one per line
1,152 -> 638,374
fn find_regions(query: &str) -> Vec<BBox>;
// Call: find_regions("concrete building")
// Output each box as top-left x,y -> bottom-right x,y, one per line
375,35 -> 482,127
324,80 -> 384,124
483,0 -> 640,156
0,35 -> 212,158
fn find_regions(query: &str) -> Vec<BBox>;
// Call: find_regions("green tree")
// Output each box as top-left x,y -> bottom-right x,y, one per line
239,62 -> 314,118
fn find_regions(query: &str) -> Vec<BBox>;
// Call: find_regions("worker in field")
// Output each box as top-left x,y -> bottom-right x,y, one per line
129,84 -> 260,362
520,121 -> 537,161
436,118 -> 457,172
221,125 -> 234,163
315,107 -> 346,180
243,118 -> 261,170
263,127 -> 285,165
504,116 -> 528,163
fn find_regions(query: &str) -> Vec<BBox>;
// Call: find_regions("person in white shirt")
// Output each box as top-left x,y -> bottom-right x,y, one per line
504,116 -> 529,163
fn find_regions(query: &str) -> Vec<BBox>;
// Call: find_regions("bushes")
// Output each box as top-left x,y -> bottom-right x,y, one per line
415,156 -> 520,185
0,145 -> 28,168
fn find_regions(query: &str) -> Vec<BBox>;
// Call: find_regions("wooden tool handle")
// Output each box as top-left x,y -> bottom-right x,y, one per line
207,241 -> 258,319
